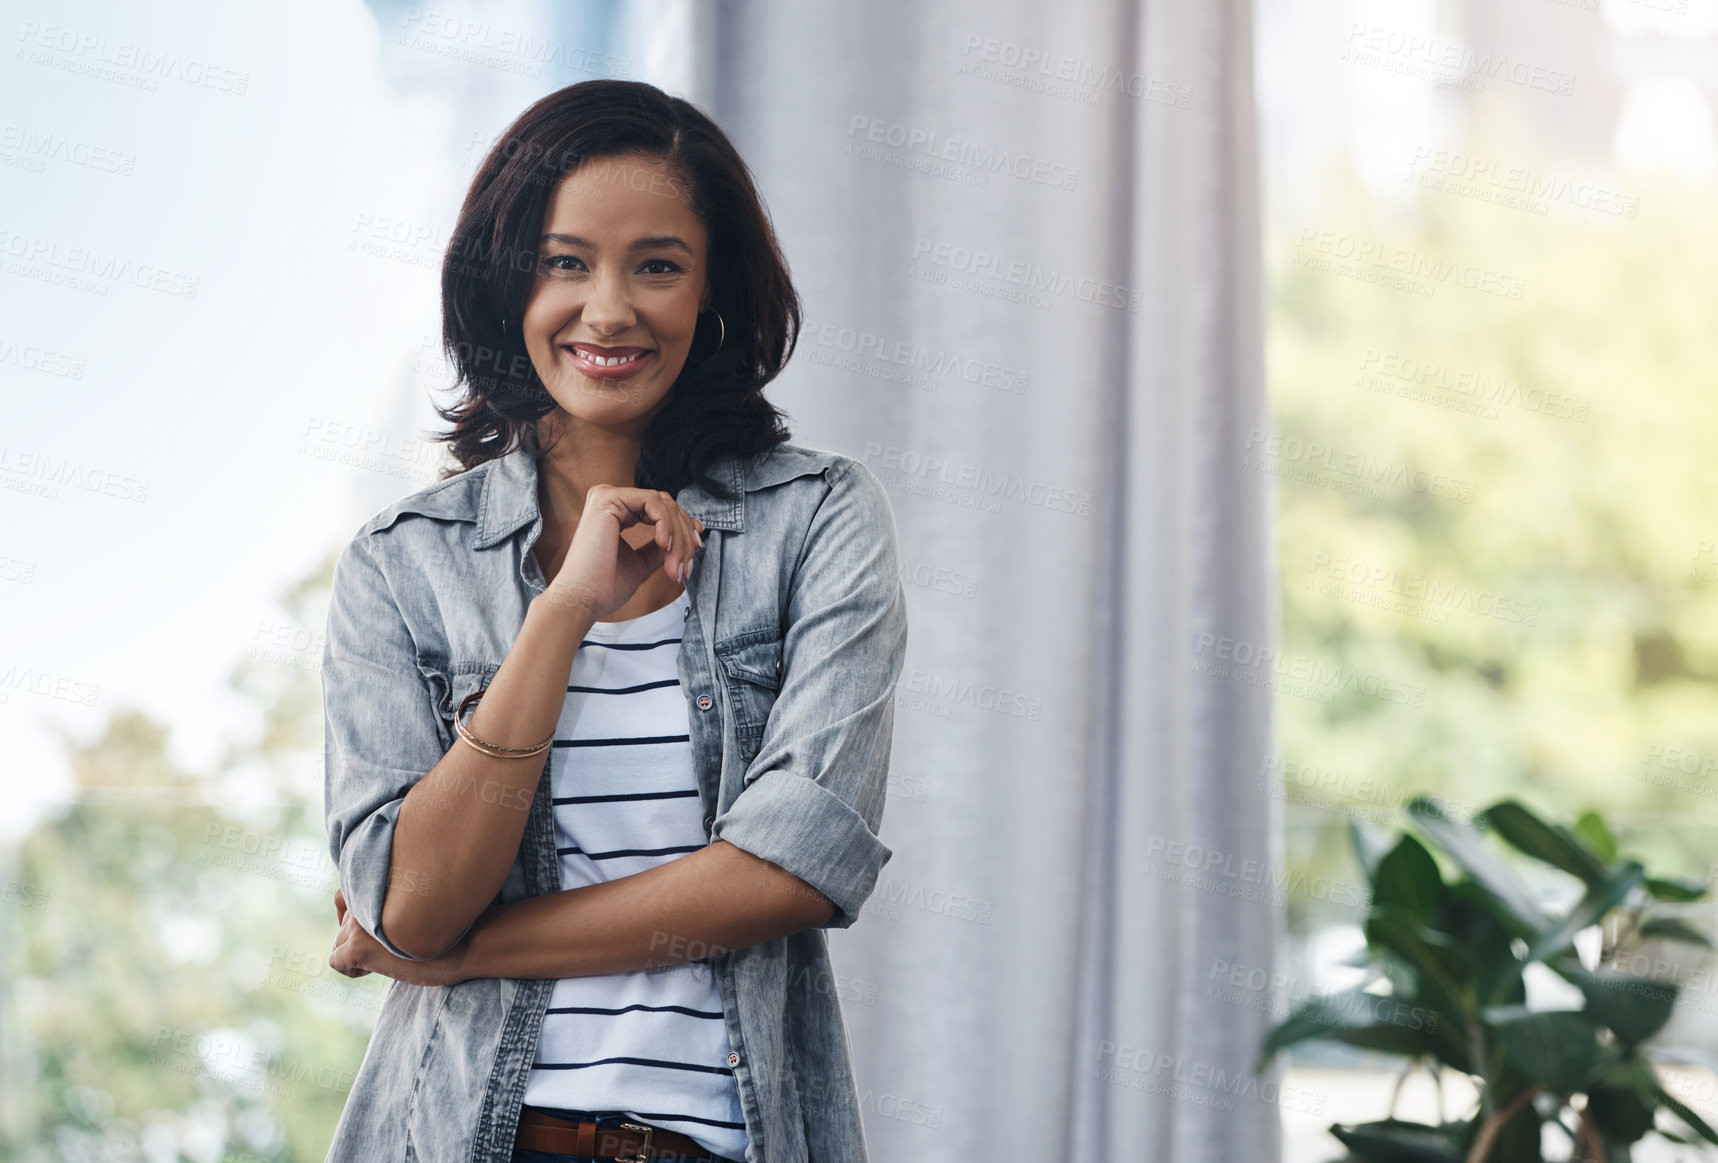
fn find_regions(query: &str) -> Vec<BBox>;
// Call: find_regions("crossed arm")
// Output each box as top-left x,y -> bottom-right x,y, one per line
325,460 -> 904,987
330,839 -> 835,985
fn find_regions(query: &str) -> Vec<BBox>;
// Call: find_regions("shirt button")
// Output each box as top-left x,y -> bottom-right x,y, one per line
727,1052 -> 740,1068
696,694 -> 713,711
703,816 -> 715,831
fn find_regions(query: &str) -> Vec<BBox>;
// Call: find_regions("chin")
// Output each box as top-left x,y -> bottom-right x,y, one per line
554,388 -> 671,425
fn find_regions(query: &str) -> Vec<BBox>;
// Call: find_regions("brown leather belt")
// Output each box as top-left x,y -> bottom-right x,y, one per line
513,1105 -> 716,1161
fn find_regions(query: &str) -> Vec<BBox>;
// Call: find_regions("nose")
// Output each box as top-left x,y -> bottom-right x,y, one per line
581,267 -> 637,333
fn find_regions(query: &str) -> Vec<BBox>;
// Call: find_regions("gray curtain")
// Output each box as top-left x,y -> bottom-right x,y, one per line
629,1 -> 1282,1159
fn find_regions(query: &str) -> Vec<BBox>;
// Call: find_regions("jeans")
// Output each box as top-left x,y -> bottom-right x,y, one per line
509,1106 -> 744,1163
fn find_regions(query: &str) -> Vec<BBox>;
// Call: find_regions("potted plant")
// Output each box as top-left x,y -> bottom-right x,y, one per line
1256,795 -> 1717,1162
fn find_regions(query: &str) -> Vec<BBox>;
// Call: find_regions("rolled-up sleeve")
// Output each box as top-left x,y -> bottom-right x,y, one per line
713,459 -> 909,930
321,531 -> 446,960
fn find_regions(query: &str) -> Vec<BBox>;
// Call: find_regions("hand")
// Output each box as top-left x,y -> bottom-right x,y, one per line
545,485 -> 705,620
331,886 -> 467,987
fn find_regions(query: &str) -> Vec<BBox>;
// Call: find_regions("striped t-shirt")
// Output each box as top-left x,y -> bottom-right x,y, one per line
521,587 -> 749,1160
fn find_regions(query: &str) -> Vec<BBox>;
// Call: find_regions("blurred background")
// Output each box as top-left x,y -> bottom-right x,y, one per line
2,1 -> 1716,1161
1260,2 -> 1718,1159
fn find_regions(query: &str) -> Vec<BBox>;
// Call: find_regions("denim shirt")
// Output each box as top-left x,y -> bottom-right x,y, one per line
319,440 -> 908,1163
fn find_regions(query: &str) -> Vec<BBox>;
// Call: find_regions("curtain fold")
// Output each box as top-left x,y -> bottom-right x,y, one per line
647,1 -> 1280,1157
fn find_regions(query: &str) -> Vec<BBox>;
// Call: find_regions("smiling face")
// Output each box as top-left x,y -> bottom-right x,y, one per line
521,152 -> 711,439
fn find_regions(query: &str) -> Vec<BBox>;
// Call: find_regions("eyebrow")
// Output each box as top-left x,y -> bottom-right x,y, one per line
538,233 -> 695,256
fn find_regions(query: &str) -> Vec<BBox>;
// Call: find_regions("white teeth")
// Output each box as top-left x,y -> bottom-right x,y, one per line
578,350 -> 645,367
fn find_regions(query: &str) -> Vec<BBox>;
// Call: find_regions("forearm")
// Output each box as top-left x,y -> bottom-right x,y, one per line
450,840 -> 837,980
383,590 -> 597,958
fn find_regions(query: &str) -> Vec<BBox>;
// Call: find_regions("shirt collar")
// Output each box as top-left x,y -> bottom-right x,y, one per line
472,441 -> 748,550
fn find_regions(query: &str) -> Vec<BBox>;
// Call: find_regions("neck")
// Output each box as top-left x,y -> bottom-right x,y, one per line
533,412 -> 650,541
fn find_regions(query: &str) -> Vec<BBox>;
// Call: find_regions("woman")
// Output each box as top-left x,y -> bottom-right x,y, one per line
320,79 -> 908,1163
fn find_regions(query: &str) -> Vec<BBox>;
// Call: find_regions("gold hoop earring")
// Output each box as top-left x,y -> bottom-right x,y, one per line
690,308 -> 726,361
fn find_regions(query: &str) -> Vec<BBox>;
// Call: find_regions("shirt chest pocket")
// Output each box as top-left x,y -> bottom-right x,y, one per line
713,629 -> 784,763
417,660 -> 502,754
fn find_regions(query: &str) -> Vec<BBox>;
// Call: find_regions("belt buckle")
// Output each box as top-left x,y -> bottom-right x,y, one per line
615,1121 -> 654,1163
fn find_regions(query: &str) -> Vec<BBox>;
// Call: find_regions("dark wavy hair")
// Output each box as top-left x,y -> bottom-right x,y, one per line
430,79 -> 799,499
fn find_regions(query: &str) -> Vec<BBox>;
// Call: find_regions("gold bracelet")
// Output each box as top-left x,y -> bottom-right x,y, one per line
453,688 -> 555,759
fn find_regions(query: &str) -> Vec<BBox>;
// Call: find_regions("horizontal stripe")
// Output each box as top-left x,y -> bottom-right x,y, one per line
552,789 -> 699,805
567,677 -> 681,695
547,1003 -> 722,1019
553,733 -> 690,748
555,843 -> 704,859
533,1056 -> 734,1077
578,637 -> 682,651
528,588 -> 744,1161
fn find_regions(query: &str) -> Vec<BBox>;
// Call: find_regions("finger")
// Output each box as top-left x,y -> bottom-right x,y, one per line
631,489 -> 673,530
330,937 -> 371,979
631,495 -> 678,574
599,488 -> 669,533
334,887 -> 347,924
669,519 -> 691,582
655,497 -> 697,576
659,494 -> 681,568
677,513 -> 703,581
607,490 -> 690,577
634,537 -> 665,578
647,496 -> 682,579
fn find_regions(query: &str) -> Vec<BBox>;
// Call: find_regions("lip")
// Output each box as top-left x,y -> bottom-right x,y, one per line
563,342 -> 655,381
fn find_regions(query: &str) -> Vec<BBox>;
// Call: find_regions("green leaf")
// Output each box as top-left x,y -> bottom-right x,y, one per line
1637,917 -> 1716,948
1594,1059 -> 1713,1146
1485,1006 -> 1613,1094
1652,1081 -> 1718,1146
1366,905 -> 1473,1013
1574,810 -> 1618,862
1600,1057 -> 1661,1095
1642,875 -> 1710,902
1372,833 -> 1445,926
1256,989 -> 1442,1072
1528,860 -> 1645,963
1351,816 -> 1397,885
1438,883 -> 1527,1007
1551,958 -> 1677,1047
1586,1083 -> 1657,1145
1481,799 -> 1608,884
1329,1119 -> 1466,1163
1407,796 -> 1546,935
